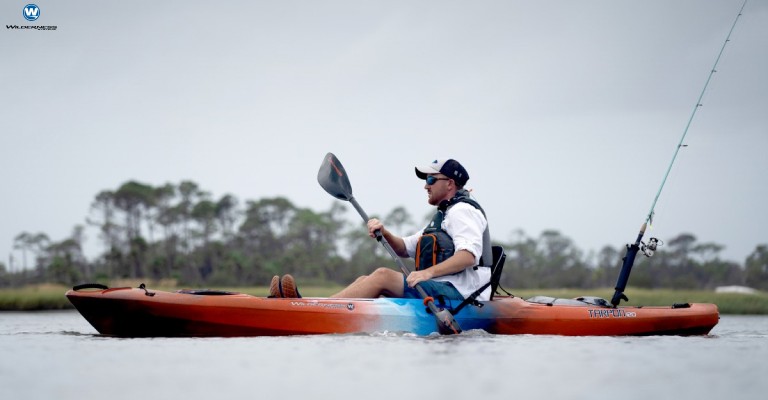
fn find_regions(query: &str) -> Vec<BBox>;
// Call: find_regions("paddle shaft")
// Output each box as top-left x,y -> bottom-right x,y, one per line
348,196 -> 461,333
348,198 -> 411,273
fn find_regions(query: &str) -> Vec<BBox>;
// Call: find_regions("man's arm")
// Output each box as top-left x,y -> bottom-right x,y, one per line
405,249 -> 475,288
406,203 -> 487,287
367,218 -> 409,258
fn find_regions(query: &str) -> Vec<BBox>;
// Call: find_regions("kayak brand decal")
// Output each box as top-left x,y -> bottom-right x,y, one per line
588,309 -> 637,319
290,300 -> 355,311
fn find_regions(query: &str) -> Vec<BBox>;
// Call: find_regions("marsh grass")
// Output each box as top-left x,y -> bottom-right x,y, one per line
1,284 -> 765,314
0,282 -> 346,311
0,284 -> 74,311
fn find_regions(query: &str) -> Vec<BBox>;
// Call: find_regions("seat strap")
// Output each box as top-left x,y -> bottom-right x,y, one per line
450,280 -> 492,316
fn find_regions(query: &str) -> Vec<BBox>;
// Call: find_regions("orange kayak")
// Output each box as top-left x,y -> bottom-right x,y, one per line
66,284 -> 719,337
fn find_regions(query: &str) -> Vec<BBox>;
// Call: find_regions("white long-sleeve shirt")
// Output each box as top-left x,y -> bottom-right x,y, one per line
402,202 -> 492,301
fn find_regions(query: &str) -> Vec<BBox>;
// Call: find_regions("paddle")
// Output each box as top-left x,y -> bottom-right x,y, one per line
317,152 -> 462,335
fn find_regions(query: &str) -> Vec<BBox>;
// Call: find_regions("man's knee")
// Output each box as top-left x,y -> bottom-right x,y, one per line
371,268 -> 403,290
372,267 -> 399,279
370,268 -> 404,297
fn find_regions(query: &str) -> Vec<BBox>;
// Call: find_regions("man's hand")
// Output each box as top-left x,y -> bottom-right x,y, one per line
406,269 -> 435,288
367,218 -> 384,238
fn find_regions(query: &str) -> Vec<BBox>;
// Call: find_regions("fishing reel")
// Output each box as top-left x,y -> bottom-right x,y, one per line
640,237 -> 662,257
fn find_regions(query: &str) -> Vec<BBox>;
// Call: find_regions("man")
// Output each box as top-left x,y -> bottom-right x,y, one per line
270,159 -> 492,301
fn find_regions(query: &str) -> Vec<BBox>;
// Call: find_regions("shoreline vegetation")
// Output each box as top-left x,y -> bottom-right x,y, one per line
2,283 -> 766,314
4,180 -> 768,298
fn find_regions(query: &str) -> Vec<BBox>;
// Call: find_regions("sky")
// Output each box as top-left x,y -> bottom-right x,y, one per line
1,0 -> 766,271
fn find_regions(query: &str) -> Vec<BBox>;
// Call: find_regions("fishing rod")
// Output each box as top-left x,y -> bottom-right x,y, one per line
610,0 -> 748,307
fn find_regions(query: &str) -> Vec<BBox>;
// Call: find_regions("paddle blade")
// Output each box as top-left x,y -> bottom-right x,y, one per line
318,152 -> 353,201
435,309 -> 462,335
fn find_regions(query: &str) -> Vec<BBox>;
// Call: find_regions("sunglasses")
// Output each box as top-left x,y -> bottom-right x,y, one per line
426,176 -> 450,185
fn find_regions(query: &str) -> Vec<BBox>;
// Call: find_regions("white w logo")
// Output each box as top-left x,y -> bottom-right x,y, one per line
23,4 -> 40,21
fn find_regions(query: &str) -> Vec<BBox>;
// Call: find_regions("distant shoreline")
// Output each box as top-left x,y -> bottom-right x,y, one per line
2,284 -> 766,314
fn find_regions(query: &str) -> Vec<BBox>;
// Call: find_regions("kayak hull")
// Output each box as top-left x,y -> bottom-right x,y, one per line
66,287 -> 719,337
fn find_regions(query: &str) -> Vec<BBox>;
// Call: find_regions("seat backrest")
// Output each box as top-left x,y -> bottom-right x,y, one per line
489,245 -> 506,300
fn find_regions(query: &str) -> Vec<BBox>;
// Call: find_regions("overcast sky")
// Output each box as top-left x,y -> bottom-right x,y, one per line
2,0 -> 766,271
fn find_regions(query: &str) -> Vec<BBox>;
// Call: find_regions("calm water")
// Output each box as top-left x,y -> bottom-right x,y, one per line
1,311 -> 766,400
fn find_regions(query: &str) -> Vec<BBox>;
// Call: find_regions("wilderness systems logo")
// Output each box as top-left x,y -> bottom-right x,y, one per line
23,4 -> 40,21
7,4 -> 58,31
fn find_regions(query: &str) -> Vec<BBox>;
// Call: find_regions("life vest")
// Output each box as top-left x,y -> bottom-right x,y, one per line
415,190 -> 492,270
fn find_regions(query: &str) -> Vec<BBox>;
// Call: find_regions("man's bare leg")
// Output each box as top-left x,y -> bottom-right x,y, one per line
331,268 -> 404,298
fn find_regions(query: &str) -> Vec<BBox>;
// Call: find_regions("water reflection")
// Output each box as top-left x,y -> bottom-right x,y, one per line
1,312 -> 766,400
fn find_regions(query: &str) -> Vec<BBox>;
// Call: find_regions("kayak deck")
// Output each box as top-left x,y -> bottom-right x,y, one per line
66,286 -> 719,337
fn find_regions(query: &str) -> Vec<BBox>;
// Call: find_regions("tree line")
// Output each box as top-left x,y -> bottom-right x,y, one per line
2,180 -> 767,291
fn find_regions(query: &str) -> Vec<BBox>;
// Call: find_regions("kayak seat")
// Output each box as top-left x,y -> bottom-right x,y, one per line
489,245 -> 507,300
449,245 -> 508,315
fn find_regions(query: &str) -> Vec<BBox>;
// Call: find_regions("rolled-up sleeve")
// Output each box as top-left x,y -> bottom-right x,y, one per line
403,231 -> 421,258
444,203 -> 487,265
